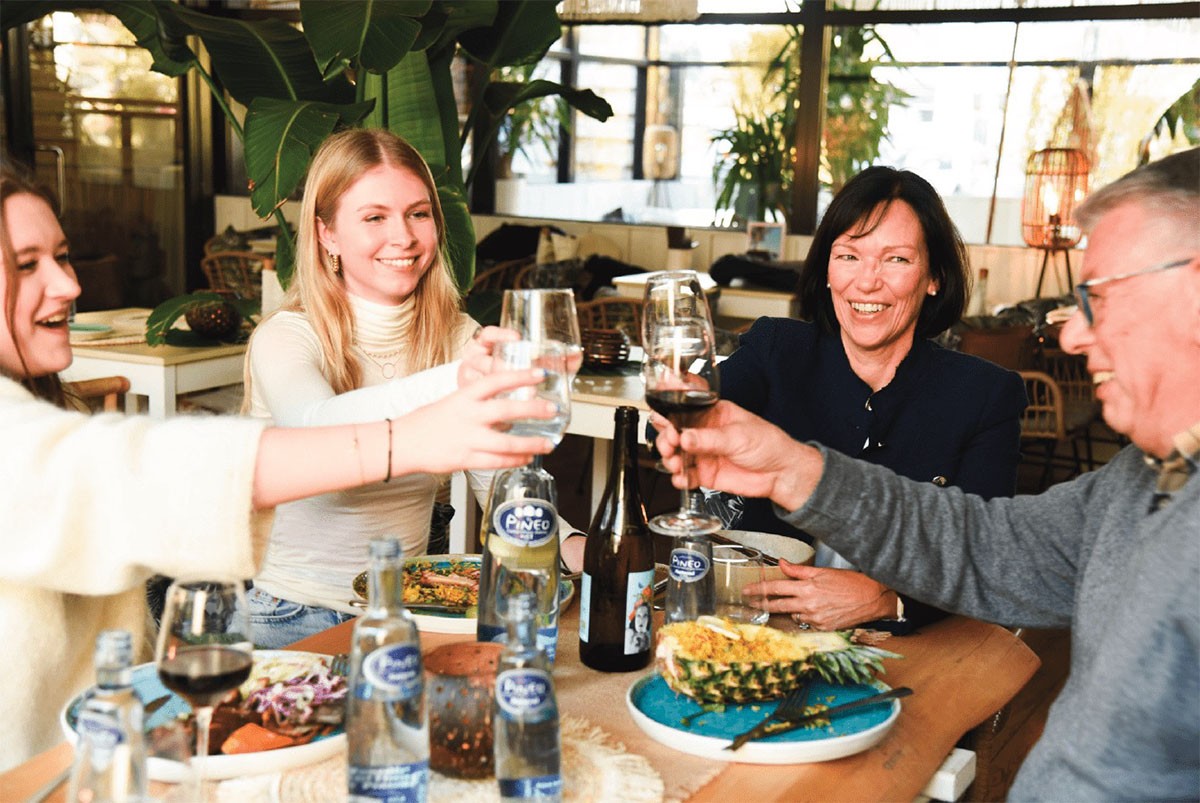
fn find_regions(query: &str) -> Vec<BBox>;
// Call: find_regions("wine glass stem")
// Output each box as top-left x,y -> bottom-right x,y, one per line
679,444 -> 696,515
192,704 -> 213,797
530,453 -> 545,470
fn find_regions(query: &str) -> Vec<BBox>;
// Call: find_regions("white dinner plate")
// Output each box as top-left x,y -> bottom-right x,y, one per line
626,674 -> 900,765
61,650 -> 345,781
353,554 -> 574,635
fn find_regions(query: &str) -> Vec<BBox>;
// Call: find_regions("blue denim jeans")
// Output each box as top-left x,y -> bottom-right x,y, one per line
243,586 -> 354,649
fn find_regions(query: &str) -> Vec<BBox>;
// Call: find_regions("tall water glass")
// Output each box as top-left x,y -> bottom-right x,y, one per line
493,339 -> 571,448
501,289 -> 583,379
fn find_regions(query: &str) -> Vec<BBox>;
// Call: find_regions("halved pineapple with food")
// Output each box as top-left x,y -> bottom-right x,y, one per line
655,616 -> 899,704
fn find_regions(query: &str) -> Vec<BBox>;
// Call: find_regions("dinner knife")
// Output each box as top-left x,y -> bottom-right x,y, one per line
724,686 -> 912,751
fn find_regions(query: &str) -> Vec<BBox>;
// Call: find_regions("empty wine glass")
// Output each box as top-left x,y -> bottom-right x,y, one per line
155,580 -> 253,798
492,339 -> 572,449
501,289 -> 583,379
642,312 -> 721,536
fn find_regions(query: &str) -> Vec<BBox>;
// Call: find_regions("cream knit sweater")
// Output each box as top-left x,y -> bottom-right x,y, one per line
0,377 -> 272,771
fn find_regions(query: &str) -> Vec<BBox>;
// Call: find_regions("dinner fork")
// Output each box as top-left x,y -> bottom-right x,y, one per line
726,683 -> 811,751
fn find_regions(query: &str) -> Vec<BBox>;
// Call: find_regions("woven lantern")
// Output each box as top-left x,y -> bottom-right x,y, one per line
1021,148 -> 1089,296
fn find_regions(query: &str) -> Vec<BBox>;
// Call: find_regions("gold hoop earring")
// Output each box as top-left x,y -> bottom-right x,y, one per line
329,253 -> 341,274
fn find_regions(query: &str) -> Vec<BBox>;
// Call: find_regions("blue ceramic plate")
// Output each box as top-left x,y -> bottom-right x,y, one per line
626,674 -> 899,764
60,650 -> 345,782
68,322 -> 113,341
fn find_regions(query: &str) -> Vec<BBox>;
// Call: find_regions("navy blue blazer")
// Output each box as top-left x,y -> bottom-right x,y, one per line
719,317 -> 1027,632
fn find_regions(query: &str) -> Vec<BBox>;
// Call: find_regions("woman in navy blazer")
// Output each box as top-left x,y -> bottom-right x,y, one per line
722,166 -> 1026,634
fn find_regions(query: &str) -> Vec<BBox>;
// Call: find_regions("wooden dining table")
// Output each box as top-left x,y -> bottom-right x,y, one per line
4,602 -> 1038,803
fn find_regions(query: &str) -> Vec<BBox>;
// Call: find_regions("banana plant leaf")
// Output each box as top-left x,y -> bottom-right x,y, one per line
163,2 -> 352,106
457,1 -> 559,68
437,184 -> 475,292
244,97 -> 375,218
144,292 -> 259,346
301,1 -> 428,76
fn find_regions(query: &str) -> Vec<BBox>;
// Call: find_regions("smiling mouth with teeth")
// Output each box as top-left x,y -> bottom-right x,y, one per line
850,302 -> 886,313
1092,370 -> 1114,385
38,313 -> 70,327
377,257 -> 417,268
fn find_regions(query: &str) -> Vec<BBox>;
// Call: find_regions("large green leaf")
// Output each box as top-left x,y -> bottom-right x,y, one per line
302,1 -> 427,75
113,0 -> 196,76
163,3 -> 351,106
244,97 -> 375,217
419,0 -> 497,58
437,184 -> 475,291
457,1 -> 559,69
376,50 -> 449,174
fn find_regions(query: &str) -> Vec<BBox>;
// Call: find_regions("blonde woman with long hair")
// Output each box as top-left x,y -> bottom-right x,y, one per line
243,129 -> 583,646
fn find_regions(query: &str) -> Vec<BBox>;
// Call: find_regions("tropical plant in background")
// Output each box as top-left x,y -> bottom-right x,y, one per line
3,0 -> 611,295
487,63 -> 571,181
711,19 -> 908,229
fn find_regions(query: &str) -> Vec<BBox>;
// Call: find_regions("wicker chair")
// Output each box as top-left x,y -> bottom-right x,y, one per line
577,296 -> 643,341
200,251 -> 271,301
1018,370 -> 1094,490
469,256 -> 535,294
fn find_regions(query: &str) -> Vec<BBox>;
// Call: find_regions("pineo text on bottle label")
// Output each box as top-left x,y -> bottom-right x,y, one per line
348,760 -> 429,802
77,709 -> 124,751
360,644 -> 423,701
498,775 -> 564,799
495,668 -> 555,720
492,499 -> 557,548
669,548 -> 710,582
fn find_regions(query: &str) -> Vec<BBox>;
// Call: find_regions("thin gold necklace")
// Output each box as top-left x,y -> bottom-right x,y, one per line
357,345 -> 404,380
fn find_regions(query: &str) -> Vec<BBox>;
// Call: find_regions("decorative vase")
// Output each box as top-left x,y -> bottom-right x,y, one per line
424,641 -> 503,779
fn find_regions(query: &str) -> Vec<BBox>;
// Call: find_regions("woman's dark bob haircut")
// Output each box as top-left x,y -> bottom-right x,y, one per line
797,165 -> 970,340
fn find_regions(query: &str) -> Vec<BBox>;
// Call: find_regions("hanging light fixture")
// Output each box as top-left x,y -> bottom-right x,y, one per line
558,0 -> 699,23
1021,147 -> 1089,297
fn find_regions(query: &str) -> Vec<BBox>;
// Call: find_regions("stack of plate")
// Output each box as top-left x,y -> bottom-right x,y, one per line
582,328 -> 631,368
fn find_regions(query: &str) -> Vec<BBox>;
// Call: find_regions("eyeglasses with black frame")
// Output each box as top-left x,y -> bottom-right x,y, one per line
1073,257 -> 1193,326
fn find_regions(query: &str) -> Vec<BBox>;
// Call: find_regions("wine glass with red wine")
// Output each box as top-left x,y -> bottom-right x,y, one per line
641,271 -> 721,536
155,580 -> 253,794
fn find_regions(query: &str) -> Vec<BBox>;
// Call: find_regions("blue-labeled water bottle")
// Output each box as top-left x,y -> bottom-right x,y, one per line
665,532 -> 715,623
477,464 -> 562,662
347,538 -> 429,803
67,629 -> 148,803
493,592 -> 562,802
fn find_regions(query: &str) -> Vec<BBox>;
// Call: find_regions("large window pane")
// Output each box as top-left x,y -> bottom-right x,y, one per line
574,62 -> 638,180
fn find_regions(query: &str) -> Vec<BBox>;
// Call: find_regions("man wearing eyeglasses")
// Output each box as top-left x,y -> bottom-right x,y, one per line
652,147 -> 1198,800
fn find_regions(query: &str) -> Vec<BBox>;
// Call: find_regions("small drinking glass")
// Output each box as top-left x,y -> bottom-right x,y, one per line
713,544 -> 769,625
492,339 -> 571,448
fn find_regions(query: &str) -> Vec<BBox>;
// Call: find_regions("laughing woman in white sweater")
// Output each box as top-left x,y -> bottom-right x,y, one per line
243,129 -> 585,648
0,159 -> 554,770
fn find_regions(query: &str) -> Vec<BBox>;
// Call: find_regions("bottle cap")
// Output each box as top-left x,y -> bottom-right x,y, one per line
94,629 -> 133,670
369,537 -> 403,561
504,591 -> 538,623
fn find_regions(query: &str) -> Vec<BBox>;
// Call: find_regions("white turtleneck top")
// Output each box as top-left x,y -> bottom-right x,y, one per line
245,293 -> 481,612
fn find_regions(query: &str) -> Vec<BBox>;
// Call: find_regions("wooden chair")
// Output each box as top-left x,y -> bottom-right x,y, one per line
65,375 -> 131,413
577,296 -> 643,341
1018,370 -> 1093,490
200,251 -> 271,301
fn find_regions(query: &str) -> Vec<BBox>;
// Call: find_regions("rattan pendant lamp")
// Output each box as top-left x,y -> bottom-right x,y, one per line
1021,148 -> 1089,297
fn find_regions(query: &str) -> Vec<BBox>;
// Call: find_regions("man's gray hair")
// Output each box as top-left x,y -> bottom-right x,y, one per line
1077,147 -> 1199,230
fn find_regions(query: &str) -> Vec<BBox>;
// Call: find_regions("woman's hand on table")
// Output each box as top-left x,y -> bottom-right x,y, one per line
458,326 -> 519,385
743,559 -> 900,631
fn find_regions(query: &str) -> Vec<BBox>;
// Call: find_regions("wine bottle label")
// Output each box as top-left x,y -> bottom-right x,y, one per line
498,775 -> 563,799
348,760 -> 429,801
624,569 -> 654,655
77,709 -> 124,751
496,668 -> 555,720
669,548 -> 710,582
492,498 -> 557,548
578,573 -> 592,642
360,644 -> 423,701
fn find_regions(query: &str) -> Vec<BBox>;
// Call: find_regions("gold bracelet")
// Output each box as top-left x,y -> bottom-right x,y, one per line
383,418 -> 393,483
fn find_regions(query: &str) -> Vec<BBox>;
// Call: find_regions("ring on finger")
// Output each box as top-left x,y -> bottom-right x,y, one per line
790,613 -> 811,630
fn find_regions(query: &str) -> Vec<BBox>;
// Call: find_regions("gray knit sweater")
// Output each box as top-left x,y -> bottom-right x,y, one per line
784,445 -> 1200,801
